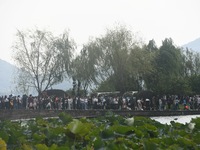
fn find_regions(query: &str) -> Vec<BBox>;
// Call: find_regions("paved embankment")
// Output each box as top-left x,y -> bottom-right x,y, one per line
1,109 -> 200,120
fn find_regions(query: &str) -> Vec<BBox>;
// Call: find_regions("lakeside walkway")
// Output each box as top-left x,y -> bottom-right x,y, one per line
1,109 -> 200,120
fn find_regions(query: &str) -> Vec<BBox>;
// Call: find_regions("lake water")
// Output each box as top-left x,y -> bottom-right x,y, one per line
151,115 -> 200,125
12,115 -> 200,126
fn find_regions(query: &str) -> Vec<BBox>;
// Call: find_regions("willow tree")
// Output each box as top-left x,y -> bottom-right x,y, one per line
94,26 -> 134,93
13,29 -> 75,95
128,45 -> 155,91
85,25 -> 151,93
70,41 -> 100,96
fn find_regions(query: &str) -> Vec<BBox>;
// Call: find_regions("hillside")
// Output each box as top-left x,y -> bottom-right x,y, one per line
0,59 -> 71,95
182,37 -> 200,52
0,59 -> 17,95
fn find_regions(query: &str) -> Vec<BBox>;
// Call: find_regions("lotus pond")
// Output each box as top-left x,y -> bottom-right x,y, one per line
0,112 -> 200,150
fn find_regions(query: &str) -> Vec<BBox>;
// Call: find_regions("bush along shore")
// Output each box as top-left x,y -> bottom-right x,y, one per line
0,112 -> 200,150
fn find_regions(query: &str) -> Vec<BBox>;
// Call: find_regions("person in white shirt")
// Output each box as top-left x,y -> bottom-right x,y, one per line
137,99 -> 143,110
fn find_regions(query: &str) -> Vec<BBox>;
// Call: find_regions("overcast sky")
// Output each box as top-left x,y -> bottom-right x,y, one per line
0,0 -> 200,65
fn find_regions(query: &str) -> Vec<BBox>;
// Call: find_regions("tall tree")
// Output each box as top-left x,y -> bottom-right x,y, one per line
96,26 -> 136,93
128,45 -> 154,91
146,39 -> 158,52
14,68 -> 31,95
86,25 -> 152,93
53,31 -> 76,74
193,52 -> 200,75
183,48 -> 195,76
150,38 -> 184,94
189,75 -> 200,94
183,49 -> 200,76
142,40 -> 159,91
70,40 -> 100,96
157,38 -> 183,76
13,29 -> 75,95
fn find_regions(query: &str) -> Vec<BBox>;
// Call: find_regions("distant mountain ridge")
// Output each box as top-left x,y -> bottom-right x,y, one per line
0,59 -> 71,96
182,37 -> 200,52
0,59 -> 17,95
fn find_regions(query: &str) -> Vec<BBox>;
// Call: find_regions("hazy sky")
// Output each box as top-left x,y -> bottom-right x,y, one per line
0,0 -> 200,64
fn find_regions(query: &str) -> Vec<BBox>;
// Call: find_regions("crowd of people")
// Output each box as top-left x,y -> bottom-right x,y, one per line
0,93 -> 200,111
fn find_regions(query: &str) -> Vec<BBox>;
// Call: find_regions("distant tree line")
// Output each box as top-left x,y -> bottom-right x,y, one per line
12,25 -> 200,97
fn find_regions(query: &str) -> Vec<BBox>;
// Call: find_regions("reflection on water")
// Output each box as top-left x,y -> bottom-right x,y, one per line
151,115 -> 200,125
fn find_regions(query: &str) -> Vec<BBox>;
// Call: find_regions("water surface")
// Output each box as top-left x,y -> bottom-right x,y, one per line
151,115 -> 200,125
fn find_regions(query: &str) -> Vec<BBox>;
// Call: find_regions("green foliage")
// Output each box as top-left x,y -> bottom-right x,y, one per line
58,112 -> 73,124
0,112 -> 199,149
143,139 -> 158,150
67,119 -> 93,137
0,131 -> 9,143
149,38 -> 184,94
35,144 -> 48,150
169,77 -> 192,95
0,138 -> 6,150
189,75 -> 200,94
13,27 -> 200,97
191,117 -> 200,130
